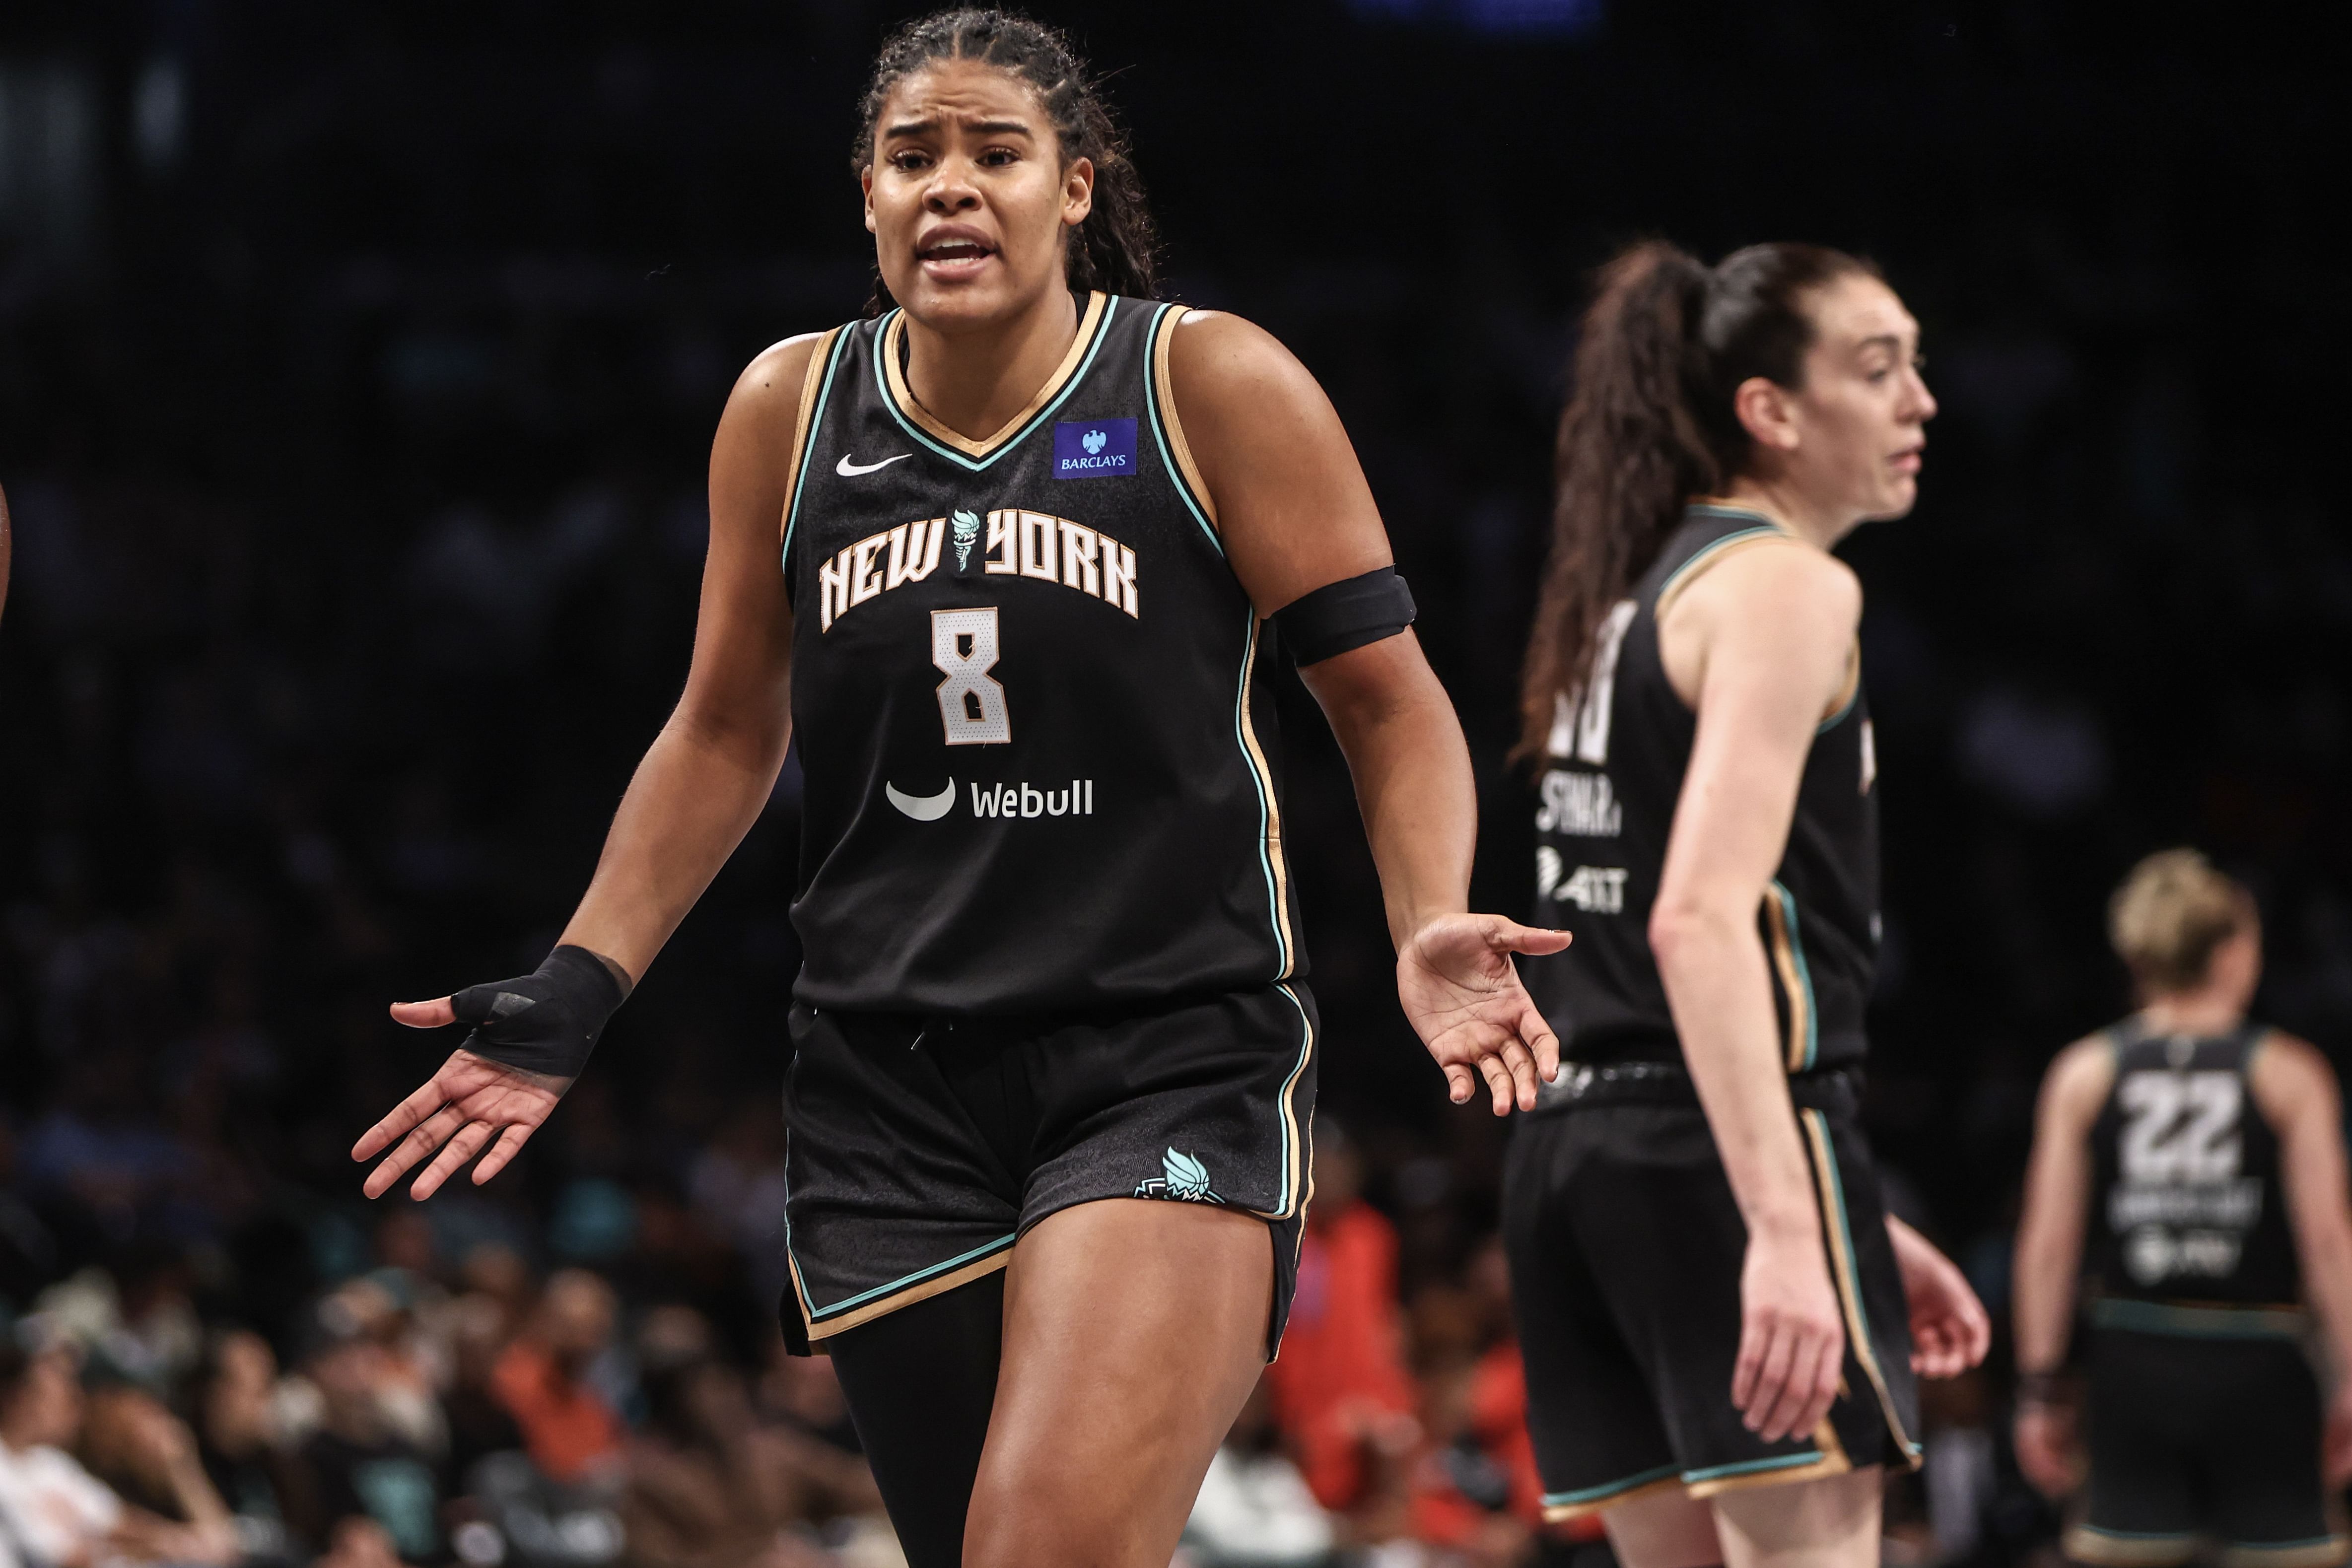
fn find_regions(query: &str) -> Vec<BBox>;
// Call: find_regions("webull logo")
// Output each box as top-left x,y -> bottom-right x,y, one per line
970,779 -> 1094,818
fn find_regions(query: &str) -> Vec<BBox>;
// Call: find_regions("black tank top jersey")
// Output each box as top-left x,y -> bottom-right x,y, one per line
1524,504 -> 1880,1072
777,292 -> 1303,1015
2085,1020 -> 2300,1308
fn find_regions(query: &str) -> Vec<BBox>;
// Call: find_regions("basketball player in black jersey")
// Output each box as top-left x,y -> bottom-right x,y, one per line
1503,242 -> 1990,1568
2014,850 -> 2352,1566
346,12 -> 1565,1568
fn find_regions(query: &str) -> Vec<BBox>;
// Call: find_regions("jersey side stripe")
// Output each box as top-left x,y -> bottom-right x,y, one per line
873,294 -> 1117,472
1232,613 -> 1296,978
778,326 -> 853,567
1143,302 -> 1224,554
1765,881 -> 1818,1072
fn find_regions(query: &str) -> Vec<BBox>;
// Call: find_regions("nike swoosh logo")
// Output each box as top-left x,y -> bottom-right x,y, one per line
836,453 -> 911,477
885,779 -> 956,821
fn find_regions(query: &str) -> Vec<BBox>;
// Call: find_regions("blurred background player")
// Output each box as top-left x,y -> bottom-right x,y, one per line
2013,849 -> 2352,1567
347,10 -> 1563,1568
1505,241 -> 1990,1568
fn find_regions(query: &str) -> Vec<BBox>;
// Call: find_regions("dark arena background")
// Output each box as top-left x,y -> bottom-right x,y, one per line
1,3 -> 2346,1566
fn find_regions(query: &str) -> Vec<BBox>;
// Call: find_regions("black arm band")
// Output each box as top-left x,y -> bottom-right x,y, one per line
447,944 -> 628,1081
1270,566 -> 1417,667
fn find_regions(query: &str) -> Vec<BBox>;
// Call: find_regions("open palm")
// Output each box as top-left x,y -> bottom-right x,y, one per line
1397,914 -> 1569,1114
352,997 -> 573,1199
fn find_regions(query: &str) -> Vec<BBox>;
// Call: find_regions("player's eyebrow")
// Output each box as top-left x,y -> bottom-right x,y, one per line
882,117 -> 1036,140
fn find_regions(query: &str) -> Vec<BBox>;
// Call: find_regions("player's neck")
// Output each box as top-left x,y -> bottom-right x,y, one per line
2139,991 -> 2247,1038
1716,476 -> 1856,552
900,286 -> 1082,441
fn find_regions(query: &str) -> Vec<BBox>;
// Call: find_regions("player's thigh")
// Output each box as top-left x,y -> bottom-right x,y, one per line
1604,1488 -> 1726,1568
963,1197 -> 1273,1568
1708,1466 -> 1883,1568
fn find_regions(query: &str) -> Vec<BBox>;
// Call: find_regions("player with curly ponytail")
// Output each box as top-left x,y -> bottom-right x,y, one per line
1505,243 -> 1989,1568
356,11 -> 1561,1567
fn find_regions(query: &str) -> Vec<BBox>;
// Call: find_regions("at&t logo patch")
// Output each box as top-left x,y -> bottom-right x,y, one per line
1053,418 -> 1137,478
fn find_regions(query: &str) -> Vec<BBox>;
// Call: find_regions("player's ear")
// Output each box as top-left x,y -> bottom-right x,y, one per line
1061,156 -> 1095,228
1731,375 -> 1800,454
861,165 -> 878,234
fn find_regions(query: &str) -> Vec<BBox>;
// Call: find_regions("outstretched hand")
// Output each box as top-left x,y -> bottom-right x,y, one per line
352,997 -> 572,1200
1397,914 -> 1570,1115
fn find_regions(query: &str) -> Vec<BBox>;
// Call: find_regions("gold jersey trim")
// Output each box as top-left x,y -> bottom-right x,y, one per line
880,291 -> 1108,460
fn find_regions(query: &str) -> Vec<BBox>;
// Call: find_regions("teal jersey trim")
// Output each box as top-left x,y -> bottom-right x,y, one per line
1232,612 -> 1289,977
872,297 -> 1120,473
804,1233 -> 1018,1321
1265,982 -> 1315,1217
1773,880 -> 1819,1071
1681,1451 -> 1825,1484
2075,1527 -> 2200,1542
2088,1297 -> 2309,1339
1818,685 -> 1861,733
1656,521 -> 1789,603
1542,1463 -> 1682,1507
1141,302 -> 1225,555
779,327 -> 857,565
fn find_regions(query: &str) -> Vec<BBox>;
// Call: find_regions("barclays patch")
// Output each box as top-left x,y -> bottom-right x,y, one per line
1052,417 -> 1138,479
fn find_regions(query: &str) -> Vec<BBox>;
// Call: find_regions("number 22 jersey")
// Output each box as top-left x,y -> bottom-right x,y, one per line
778,292 -> 1304,1016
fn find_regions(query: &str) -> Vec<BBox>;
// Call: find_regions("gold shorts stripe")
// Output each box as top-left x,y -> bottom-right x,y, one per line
796,1245 -> 1015,1345
2065,1526 -> 2202,1567
2220,1540 -> 2352,1568
1801,1109 -> 1921,1467
1541,1470 -> 1688,1521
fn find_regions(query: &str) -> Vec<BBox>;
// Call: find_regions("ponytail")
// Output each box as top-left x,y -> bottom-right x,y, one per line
853,9 -> 1161,315
1515,240 -> 1877,762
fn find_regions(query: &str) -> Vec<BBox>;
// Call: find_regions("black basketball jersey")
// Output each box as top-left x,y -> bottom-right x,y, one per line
777,292 -> 1303,1015
1524,503 -> 1880,1072
2085,1020 -> 2300,1308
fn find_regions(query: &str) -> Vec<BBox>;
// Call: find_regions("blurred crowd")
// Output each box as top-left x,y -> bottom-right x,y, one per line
2,1104 -> 2041,1568
5,3 -> 2350,1567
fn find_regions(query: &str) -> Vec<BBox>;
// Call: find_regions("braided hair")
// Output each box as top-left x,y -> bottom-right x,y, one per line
853,8 -> 1161,315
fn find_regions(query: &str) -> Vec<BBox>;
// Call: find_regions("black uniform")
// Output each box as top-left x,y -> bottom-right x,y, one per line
2067,1021 -> 2345,1568
1504,503 -> 1920,1519
773,293 -> 1315,1357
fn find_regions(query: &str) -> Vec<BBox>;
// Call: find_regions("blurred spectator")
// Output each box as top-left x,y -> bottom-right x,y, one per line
1263,1128 -> 1419,1513
0,1336 -> 239,1566
191,1328 -> 305,1565
1181,1377 -> 1338,1568
491,1270 -> 623,1486
621,1306 -> 842,1568
288,1296 -> 448,1562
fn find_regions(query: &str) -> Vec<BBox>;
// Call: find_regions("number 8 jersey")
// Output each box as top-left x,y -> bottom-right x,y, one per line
778,292 -> 1304,1015
2086,1021 -> 2299,1312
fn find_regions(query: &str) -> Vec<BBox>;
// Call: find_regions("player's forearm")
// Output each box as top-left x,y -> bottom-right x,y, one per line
1654,904 -> 1818,1239
2299,1229 -> 2352,1378
2009,1207 -> 2080,1374
1307,644 -> 1475,947
560,709 -> 790,981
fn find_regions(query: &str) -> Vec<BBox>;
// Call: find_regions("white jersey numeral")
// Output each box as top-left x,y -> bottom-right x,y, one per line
931,608 -> 1011,746
2118,1070 -> 2243,1185
1547,600 -> 1637,764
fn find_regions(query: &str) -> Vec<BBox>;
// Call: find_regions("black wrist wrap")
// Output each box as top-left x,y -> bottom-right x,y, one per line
1271,566 -> 1416,667
448,945 -> 627,1081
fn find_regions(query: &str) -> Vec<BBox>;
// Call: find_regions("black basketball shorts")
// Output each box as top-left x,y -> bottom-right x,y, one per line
777,983 -> 1317,1359
1502,1067 -> 1921,1519
2068,1318 -> 2347,1568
